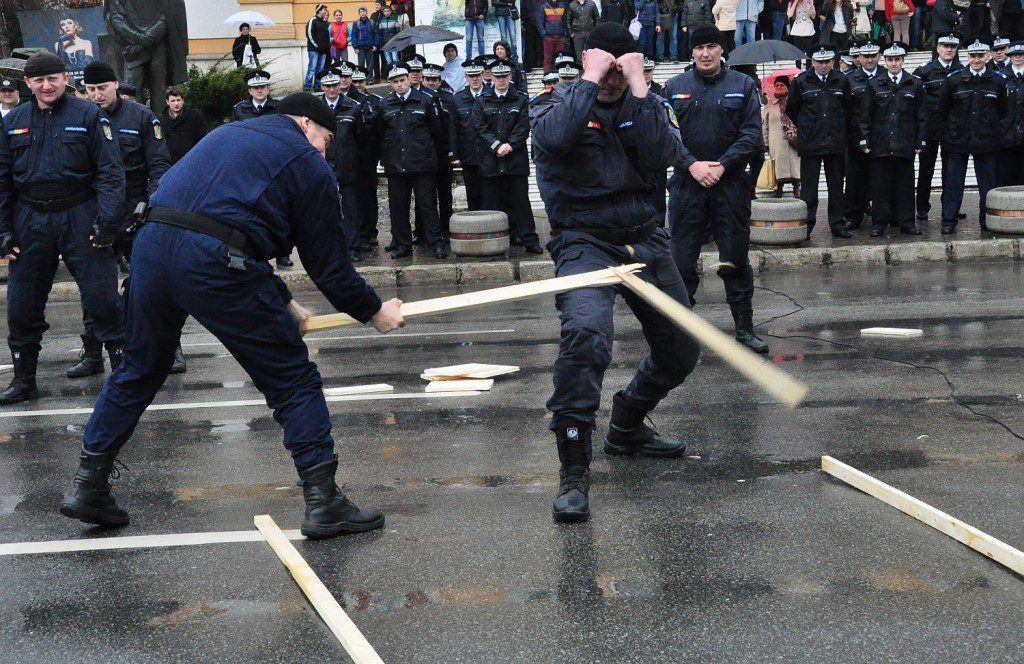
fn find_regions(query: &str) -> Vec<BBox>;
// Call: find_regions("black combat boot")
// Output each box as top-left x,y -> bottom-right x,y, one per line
731,305 -> 769,354
0,350 -> 39,405
67,334 -> 105,378
60,448 -> 130,527
169,344 -> 187,374
604,392 -> 687,458
105,343 -> 123,372
552,426 -> 592,523
298,456 -> 384,538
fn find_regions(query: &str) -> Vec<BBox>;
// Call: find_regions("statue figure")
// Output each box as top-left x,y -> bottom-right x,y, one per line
103,0 -> 189,113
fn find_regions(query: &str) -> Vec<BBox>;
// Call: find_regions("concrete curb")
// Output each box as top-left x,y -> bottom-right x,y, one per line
7,238 -> 1021,303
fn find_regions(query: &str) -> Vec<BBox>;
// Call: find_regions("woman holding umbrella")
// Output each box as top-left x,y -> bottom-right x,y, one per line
232,23 -> 262,68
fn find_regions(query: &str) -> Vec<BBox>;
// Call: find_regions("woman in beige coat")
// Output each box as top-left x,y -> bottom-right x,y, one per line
762,76 -> 801,197
712,0 -> 739,51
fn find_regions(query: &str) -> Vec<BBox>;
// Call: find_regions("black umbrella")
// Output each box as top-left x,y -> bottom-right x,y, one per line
382,25 -> 464,52
727,39 -> 807,66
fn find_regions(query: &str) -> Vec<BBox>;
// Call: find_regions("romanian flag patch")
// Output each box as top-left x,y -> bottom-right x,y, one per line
672,93 -> 692,100
7,128 -> 29,135
587,120 -> 602,129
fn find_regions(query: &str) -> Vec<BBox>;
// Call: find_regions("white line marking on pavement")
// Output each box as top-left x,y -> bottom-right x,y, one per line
0,528 -> 306,557
0,391 -> 482,419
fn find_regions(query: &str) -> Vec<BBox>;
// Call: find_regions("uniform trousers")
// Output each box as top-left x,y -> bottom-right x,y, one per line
356,169 -> 379,248
799,153 -> 847,233
916,140 -> 948,217
436,161 -> 454,238
82,223 -> 334,471
870,156 -> 915,230
339,183 -> 360,249
462,164 -> 484,210
941,151 -> 1000,225
668,170 -> 755,307
7,199 -> 123,355
480,175 -> 539,246
844,145 -> 871,224
999,144 -> 1024,187
545,228 -> 700,430
387,172 -> 443,250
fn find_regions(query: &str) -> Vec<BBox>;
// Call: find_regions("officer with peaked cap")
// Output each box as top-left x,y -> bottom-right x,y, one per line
858,42 -> 927,237
848,42 -> 862,73
471,60 -> 540,253
72,78 -> 89,99
319,66 -> 364,259
377,64 -> 448,259
232,70 -> 279,122
643,57 -> 662,95
423,62 -> 455,239
450,59 -> 488,210
913,31 -> 963,221
558,60 -> 583,82
59,93 -> 405,537
347,64 -> 384,252
839,49 -> 855,74
844,38 -> 882,231
72,60 -> 179,377
0,78 -> 18,118
531,21 -> 700,522
666,23 -> 768,353
940,37 -> 1007,234
1000,42 -> 1024,187
990,34 -> 1012,71
0,52 -> 126,404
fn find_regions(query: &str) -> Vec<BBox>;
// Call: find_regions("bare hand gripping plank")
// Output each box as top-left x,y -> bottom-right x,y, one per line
304,263 -> 807,407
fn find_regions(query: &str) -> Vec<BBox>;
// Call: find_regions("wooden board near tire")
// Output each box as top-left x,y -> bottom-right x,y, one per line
985,186 -> 1024,235
750,198 -> 808,246
449,210 -> 511,257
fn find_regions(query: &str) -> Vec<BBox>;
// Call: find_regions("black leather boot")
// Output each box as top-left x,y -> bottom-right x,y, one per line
169,344 -> 187,374
105,343 -> 123,372
60,448 -> 130,527
298,456 -> 384,538
67,334 -> 104,378
604,392 -> 686,458
731,305 -> 769,354
0,350 -> 39,405
552,427 -> 592,523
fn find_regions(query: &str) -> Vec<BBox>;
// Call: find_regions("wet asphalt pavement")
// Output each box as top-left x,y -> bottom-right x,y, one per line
2,262 -> 1024,663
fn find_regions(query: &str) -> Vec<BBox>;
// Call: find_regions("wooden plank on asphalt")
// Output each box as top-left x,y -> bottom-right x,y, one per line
821,456 -> 1024,577
254,515 -> 385,663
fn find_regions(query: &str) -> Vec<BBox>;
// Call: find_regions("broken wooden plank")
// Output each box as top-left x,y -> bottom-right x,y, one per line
254,515 -> 384,663
305,264 -> 645,332
861,327 -> 924,338
322,384 -> 394,397
821,456 -> 1024,577
0,364 -> 12,373
611,266 -> 807,408
422,363 -> 519,379
424,379 -> 494,393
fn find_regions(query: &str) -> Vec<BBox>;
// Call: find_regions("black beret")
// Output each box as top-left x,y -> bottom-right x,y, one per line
120,83 -> 137,97
689,23 -> 723,50
276,92 -> 337,132
83,60 -> 117,85
585,22 -> 636,57
24,51 -> 65,79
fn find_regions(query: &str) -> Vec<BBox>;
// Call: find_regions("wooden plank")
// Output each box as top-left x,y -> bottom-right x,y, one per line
422,363 -> 520,379
861,327 -> 924,338
323,384 -> 394,397
611,267 -> 807,408
253,515 -> 385,663
424,378 -> 493,392
821,456 -> 1024,577
304,264 -> 646,332
0,364 -> 12,373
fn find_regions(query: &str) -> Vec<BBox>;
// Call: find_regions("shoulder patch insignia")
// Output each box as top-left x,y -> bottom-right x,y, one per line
666,105 -> 678,128
153,122 -> 163,140
100,117 -> 113,141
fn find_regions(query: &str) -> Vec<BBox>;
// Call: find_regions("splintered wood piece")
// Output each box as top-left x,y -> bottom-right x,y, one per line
253,515 -> 384,663
821,456 -> 1024,577
611,266 -> 807,408
424,379 -> 494,392
304,264 -> 646,332
861,327 -> 924,338
322,384 -> 394,396
422,363 -> 520,379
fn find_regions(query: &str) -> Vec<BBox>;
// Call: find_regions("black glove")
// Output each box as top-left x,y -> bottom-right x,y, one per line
91,223 -> 116,248
0,231 -> 14,256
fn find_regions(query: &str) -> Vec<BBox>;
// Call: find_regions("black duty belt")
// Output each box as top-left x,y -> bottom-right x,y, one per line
551,221 -> 658,245
146,206 -> 256,269
18,188 -> 94,213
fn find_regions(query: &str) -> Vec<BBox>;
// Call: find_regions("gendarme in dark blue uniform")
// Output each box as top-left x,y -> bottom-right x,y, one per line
531,22 -> 701,523
664,24 -> 766,353
60,99 -> 400,540
0,52 -> 126,405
